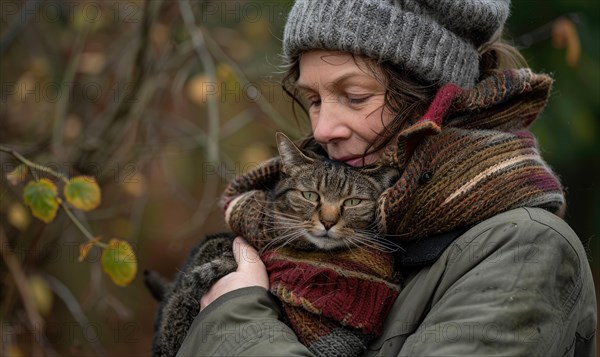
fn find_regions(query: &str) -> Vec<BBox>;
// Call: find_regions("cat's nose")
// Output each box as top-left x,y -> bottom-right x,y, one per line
321,219 -> 335,230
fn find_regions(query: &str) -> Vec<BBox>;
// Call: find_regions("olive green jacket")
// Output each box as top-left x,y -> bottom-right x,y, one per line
177,207 -> 597,356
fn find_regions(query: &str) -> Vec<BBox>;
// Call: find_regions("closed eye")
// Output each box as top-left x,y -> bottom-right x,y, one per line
343,198 -> 362,207
347,96 -> 370,105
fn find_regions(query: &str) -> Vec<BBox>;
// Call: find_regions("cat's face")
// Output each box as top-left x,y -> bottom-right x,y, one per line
269,133 -> 398,251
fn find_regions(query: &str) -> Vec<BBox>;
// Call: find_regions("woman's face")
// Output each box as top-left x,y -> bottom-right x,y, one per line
297,50 -> 394,166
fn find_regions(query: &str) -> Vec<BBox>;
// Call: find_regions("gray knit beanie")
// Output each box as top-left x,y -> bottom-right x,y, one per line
283,0 -> 511,88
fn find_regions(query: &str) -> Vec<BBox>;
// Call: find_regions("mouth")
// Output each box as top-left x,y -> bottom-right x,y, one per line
330,155 -> 366,167
305,232 -> 345,250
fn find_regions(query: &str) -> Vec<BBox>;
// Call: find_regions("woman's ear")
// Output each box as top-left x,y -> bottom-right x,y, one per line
275,132 -> 314,174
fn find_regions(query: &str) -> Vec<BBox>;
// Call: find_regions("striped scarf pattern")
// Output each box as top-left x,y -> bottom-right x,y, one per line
263,247 -> 399,355
376,69 -> 564,238
221,69 -> 565,356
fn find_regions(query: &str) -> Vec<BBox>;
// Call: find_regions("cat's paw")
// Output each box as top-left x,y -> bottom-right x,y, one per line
188,253 -> 237,295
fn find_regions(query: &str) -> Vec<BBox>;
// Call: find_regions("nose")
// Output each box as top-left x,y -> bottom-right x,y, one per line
319,204 -> 339,230
311,102 -> 351,144
320,218 -> 335,230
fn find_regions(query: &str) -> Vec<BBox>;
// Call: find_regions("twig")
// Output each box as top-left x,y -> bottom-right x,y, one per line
126,120 -> 157,241
157,115 -> 240,181
0,223 -> 45,320
103,294 -> 133,320
176,0 -> 224,238
73,0 -> 161,173
0,228 -> 45,343
0,0 -> 45,55
60,202 -> 107,248
0,145 -> 68,183
219,108 -> 256,138
43,274 -> 107,357
178,0 -> 220,164
52,24 -> 91,160
171,56 -> 197,109
513,13 -> 582,48
0,145 -> 106,248
202,31 -> 298,134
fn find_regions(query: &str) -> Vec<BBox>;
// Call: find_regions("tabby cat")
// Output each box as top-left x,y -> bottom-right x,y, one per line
144,133 -> 399,356
262,132 -> 400,252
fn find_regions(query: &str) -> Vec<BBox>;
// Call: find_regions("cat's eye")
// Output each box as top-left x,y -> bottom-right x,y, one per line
343,198 -> 362,207
301,191 -> 319,201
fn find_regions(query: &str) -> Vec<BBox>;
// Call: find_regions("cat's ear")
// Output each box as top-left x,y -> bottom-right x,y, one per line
275,132 -> 314,174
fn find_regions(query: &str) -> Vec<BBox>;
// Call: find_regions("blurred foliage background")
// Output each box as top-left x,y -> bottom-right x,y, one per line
0,0 -> 598,356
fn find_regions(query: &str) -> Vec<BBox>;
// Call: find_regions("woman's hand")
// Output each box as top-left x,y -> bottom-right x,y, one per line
199,237 -> 269,311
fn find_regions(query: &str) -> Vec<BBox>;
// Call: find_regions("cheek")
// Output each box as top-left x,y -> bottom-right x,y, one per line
343,205 -> 375,229
309,115 -> 317,132
380,105 -> 395,127
278,194 -> 315,219
357,99 -> 393,138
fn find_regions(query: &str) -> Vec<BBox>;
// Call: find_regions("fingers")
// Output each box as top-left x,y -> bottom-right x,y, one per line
199,237 -> 268,311
232,236 -> 261,268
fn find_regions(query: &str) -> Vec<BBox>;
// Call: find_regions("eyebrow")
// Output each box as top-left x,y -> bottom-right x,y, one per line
295,71 -> 377,93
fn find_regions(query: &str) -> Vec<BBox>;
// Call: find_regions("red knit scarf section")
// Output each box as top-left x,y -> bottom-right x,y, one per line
261,247 -> 400,346
221,69 -> 564,355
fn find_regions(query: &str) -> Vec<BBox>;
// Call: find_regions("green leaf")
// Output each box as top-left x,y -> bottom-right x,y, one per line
64,176 -> 101,211
101,239 -> 137,287
22,179 -> 59,223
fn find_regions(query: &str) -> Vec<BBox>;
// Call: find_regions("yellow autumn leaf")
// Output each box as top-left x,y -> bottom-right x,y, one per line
186,74 -> 219,105
28,275 -> 53,316
6,164 -> 28,185
8,202 -> 30,231
64,176 -> 101,211
77,52 -> 106,75
22,179 -> 59,223
217,63 -> 233,82
64,114 -> 83,142
552,18 -> 581,67
79,237 -> 102,262
151,23 -> 170,47
120,172 -> 147,197
101,239 -> 137,287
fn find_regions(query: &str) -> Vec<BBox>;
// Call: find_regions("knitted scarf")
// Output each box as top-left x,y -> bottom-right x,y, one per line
263,248 -> 399,355
375,68 -> 564,237
224,184 -> 400,356
221,69 -> 565,356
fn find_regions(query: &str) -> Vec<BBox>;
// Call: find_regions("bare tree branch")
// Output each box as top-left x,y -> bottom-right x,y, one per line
0,228 -> 45,351
44,274 -> 107,356
0,0 -> 45,56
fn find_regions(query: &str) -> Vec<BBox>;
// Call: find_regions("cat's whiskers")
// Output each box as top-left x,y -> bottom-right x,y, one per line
263,217 -> 307,232
260,229 -> 306,254
364,221 -> 414,239
258,207 -> 308,223
344,230 -> 404,253
380,231 -> 414,238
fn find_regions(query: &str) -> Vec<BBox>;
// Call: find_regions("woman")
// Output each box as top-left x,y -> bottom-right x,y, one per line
178,0 -> 597,355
